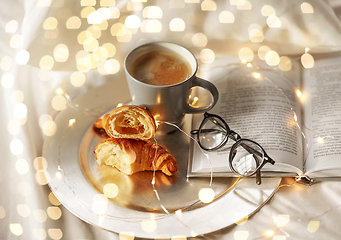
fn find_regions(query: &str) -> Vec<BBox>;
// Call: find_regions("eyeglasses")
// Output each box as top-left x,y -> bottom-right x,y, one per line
191,112 -> 275,185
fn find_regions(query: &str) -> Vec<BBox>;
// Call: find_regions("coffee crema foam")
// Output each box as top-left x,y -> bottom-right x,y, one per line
130,50 -> 192,86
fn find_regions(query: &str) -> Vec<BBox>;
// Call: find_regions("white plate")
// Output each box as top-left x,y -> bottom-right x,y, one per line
42,79 -> 281,239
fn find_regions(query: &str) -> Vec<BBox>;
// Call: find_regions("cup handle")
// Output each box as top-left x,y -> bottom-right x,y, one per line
184,77 -> 219,114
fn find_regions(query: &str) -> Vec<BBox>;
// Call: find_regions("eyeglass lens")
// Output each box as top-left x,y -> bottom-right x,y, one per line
198,117 -> 228,150
230,139 -> 265,177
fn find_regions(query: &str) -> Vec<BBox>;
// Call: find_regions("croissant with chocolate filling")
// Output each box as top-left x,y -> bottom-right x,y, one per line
95,138 -> 178,176
105,105 -> 156,141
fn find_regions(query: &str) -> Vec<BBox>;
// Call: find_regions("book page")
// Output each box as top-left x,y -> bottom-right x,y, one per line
303,53 -> 341,177
189,59 -> 304,176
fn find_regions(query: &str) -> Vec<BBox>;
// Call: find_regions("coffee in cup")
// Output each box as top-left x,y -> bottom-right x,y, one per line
129,50 -> 192,86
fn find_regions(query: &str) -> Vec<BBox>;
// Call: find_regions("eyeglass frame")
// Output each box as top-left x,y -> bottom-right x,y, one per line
191,112 -> 275,185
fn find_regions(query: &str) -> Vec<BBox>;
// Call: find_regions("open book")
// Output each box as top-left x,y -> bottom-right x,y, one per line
188,52 -> 341,182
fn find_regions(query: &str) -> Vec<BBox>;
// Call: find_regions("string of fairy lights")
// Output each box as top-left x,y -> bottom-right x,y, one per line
48,59 -> 320,239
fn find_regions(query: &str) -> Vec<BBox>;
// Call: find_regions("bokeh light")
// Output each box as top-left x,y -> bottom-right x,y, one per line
1,56 -> 13,70
47,206 -> 62,220
143,6 -> 163,18
92,194 -> 108,214
87,11 -> 104,24
1,73 -> 14,89
32,229 -> 47,240
219,11 -> 235,23
48,229 -> 63,240
81,0 -> 96,7
54,44 -> 69,62
43,17 -> 58,30
261,5 -> 276,16
66,16 -> 81,29
141,219 -> 157,233
51,95 -> 67,111
103,183 -> 119,198
100,0 -> 115,6
34,157 -> 48,171
49,192 -> 61,206
192,33 -> 208,47
13,103 -> 27,120
258,46 -> 271,60
301,2 -> 314,13
81,7 -> 96,18
15,159 -> 29,175
199,49 -> 215,63
9,223 -> 23,236
16,50 -> 30,65
10,35 -> 23,49
237,0 -> 252,10
17,204 -> 30,218
36,170 -> 50,185
169,18 -> 185,31
119,232 -> 135,240
140,20 -> 162,33
0,206 -> 5,218
70,71 -> 86,87
233,230 -> 249,240
201,0 -> 217,11
301,53 -> 314,68
125,15 -> 141,28
5,20 -> 18,33
238,47 -> 254,62
198,188 -> 215,203
267,15 -> 281,28
307,221 -> 320,233
278,56 -> 292,71
102,43 -> 116,57
248,24 -> 264,42
274,214 -> 290,228
265,50 -> 280,66
39,55 -> 55,70
33,209 -> 48,223
83,37 -> 99,52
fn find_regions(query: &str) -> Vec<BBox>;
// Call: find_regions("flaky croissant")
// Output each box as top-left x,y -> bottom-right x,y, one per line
93,113 -> 109,130
95,138 -> 178,176
104,105 -> 156,141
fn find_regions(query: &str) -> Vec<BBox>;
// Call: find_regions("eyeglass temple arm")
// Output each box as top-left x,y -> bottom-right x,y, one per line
253,154 -> 262,185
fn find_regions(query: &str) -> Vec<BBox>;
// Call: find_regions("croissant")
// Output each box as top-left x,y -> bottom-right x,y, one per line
104,105 -> 156,141
95,138 -> 178,176
93,113 -> 109,130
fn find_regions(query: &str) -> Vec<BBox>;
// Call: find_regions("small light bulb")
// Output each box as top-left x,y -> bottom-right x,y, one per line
247,63 -> 252,67
56,88 -> 63,95
69,118 -> 76,126
56,171 -> 62,179
192,96 -> 199,105
296,89 -> 302,97
266,230 -> 274,237
253,72 -> 261,79
175,209 -> 182,216
317,136 -> 324,144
